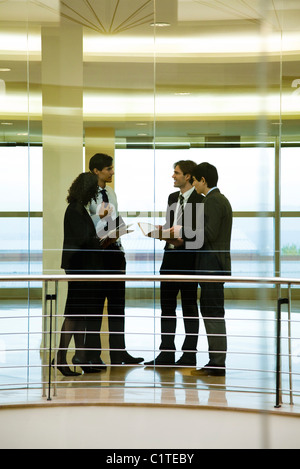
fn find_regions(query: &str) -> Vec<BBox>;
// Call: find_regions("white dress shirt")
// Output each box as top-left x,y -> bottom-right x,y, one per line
89,185 -> 119,236
174,187 -> 195,224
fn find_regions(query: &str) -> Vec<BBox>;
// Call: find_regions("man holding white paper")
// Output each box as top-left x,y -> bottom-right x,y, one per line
75,153 -> 144,367
145,160 -> 204,367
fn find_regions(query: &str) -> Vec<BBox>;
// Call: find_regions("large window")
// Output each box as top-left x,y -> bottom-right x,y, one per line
0,146 -> 42,213
116,146 -> 275,212
115,145 -> 276,282
281,147 -> 300,212
0,143 -> 298,289
0,146 -> 43,289
281,146 -> 300,279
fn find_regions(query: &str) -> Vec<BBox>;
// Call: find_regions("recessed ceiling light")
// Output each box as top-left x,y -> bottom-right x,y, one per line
1,122 -> 13,125
137,133 -> 148,136
17,132 -> 28,136
175,92 -> 191,96
0,68 -> 11,72
136,123 -> 147,126
150,22 -> 170,27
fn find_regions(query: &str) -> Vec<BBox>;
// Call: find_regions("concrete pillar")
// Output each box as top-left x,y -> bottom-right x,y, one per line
41,21 -> 83,371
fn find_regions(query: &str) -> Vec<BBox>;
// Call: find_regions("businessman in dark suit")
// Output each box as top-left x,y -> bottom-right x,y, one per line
87,153 -> 144,366
190,162 -> 232,376
145,160 -> 204,367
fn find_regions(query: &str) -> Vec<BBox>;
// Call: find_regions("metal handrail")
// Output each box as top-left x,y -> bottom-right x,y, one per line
1,274 -> 299,406
0,273 -> 299,285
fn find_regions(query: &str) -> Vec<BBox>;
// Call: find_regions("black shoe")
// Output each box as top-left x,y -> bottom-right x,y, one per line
191,364 -> 226,377
51,359 -> 81,377
72,356 -> 107,373
175,353 -> 197,367
144,351 -> 175,366
110,351 -> 144,365
81,365 -> 105,374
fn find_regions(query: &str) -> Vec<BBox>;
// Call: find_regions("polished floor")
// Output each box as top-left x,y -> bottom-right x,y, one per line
0,295 -> 300,416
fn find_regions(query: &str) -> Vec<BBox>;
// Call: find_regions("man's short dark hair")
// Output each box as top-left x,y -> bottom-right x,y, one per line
89,153 -> 113,172
174,160 -> 197,184
192,162 -> 218,188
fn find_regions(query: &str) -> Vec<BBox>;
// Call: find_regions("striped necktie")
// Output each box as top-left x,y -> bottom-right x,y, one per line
176,194 -> 184,224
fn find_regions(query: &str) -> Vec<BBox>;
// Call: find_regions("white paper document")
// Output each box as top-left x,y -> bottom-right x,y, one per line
138,222 -> 162,239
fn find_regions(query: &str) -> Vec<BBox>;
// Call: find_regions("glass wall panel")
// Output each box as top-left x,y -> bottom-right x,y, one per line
281,3 -> 300,285
281,218 -> 300,279
153,0 -> 279,291
232,217 -> 274,278
115,146 -> 276,280
0,146 -> 42,212
116,146 -> 275,212
281,147 -> 300,211
0,147 -> 43,288
81,0 -> 156,366
281,147 -> 300,283
0,10 -> 42,293
0,0 -> 46,390
0,0 -> 299,398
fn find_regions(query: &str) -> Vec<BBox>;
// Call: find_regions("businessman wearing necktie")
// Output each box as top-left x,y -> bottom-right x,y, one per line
145,160 -> 204,367
74,153 -> 144,368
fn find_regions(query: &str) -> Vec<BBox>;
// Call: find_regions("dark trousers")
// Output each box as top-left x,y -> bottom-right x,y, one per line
85,280 -> 126,361
83,246 -> 126,361
159,280 -> 199,353
199,281 -> 227,367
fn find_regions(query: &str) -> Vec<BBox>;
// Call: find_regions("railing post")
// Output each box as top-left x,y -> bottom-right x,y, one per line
53,281 -> 58,397
288,284 -> 294,406
275,297 -> 289,408
42,281 -> 48,398
45,292 -> 57,401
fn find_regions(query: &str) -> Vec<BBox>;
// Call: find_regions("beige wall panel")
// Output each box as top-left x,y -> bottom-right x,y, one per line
41,23 -> 83,366
85,127 -> 115,190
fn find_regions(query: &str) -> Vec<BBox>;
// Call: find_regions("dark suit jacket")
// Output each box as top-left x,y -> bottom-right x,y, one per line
160,189 -> 204,274
196,188 -> 232,276
61,201 -> 104,273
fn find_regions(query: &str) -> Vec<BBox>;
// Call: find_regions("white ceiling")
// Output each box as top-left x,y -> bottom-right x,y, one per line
0,0 -> 300,142
0,0 -> 296,32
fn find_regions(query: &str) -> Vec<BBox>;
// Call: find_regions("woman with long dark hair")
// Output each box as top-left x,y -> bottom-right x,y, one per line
55,172 -> 104,376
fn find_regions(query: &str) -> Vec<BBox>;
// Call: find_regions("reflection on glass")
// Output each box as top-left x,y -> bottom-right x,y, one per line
281,147 -> 300,211
0,0 -> 300,425
116,147 -> 275,213
0,218 -> 42,288
232,217 -> 274,279
281,218 -> 300,279
0,146 -> 42,212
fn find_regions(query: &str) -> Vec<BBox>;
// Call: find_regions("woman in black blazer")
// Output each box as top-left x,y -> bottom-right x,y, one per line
55,172 -> 104,376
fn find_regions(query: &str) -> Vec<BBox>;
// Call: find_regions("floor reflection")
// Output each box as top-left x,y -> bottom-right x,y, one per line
50,363 -> 230,408
1,299 -> 300,413
49,363 -> 274,411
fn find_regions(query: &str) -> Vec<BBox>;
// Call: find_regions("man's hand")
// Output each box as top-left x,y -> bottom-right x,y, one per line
161,225 -> 184,246
163,225 -> 182,239
97,202 -> 114,219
